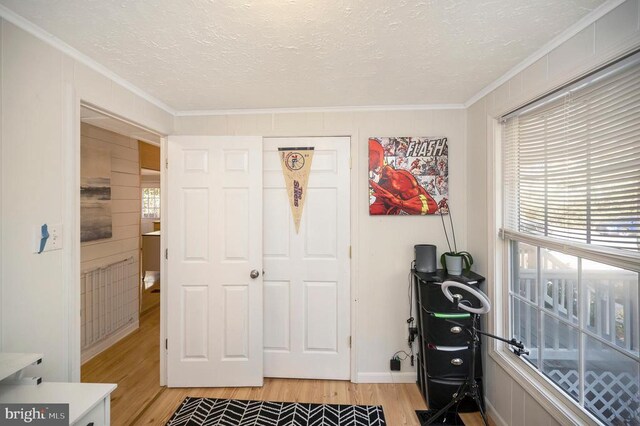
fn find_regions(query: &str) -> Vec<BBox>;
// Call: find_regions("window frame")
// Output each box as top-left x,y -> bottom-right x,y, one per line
489,52 -> 640,424
504,237 -> 639,422
488,117 -> 604,426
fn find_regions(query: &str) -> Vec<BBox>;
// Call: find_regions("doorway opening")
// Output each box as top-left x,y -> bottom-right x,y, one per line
78,104 -> 165,424
140,141 -> 161,314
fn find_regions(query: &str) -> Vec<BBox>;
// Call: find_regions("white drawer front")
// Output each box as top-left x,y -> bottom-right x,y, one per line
74,399 -> 105,426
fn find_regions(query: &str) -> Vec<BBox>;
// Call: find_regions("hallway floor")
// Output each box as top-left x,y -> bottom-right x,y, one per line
82,304 -> 162,424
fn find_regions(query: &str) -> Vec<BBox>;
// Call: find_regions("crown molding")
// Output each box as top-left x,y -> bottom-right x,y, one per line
0,4 -> 177,116
463,0 -> 628,108
175,103 -> 465,116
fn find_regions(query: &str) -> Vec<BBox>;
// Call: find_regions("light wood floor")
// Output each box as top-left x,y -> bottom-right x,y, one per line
140,281 -> 161,315
82,304 -> 487,425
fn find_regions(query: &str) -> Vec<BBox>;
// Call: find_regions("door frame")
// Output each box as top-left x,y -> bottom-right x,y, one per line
160,133 -> 359,385
65,94 -> 167,381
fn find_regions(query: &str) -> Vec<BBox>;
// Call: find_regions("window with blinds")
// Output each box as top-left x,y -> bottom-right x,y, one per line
501,52 -> 640,425
502,53 -> 640,254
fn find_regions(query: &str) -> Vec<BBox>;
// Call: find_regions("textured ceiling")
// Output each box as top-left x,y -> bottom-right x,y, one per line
1,0 -> 605,111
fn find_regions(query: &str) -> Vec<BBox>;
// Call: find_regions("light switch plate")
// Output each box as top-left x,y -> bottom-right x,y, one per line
33,223 -> 63,253
48,223 -> 63,250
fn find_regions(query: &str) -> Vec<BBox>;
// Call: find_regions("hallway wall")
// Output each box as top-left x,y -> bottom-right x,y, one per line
80,123 -> 141,361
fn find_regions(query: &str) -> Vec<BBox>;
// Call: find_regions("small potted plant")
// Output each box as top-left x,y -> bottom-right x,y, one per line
439,205 -> 473,275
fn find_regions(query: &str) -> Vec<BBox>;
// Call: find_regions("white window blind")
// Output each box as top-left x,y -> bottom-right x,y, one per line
503,53 -> 640,255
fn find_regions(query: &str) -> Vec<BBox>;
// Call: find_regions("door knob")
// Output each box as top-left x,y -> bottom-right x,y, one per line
250,269 -> 260,279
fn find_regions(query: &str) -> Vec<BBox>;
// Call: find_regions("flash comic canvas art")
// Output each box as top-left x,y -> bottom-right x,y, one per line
369,137 -> 448,215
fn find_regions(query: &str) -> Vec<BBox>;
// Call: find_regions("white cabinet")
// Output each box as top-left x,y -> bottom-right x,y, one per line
0,382 -> 116,425
0,353 -> 42,380
0,353 -> 116,425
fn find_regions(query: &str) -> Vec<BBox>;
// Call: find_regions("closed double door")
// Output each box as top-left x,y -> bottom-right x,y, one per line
167,136 -> 350,387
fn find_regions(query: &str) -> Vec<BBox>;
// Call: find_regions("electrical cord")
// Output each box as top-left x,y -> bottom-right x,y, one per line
408,260 -> 415,322
392,350 -> 411,361
406,261 -> 416,365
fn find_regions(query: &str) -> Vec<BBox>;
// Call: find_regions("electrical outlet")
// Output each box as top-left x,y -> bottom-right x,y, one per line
390,359 -> 401,371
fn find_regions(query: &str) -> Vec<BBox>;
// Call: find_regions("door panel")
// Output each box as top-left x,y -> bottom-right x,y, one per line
183,188 -> 209,260
264,188 -> 290,258
264,281 -> 291,351
263,137 -> 350,380
182,286 -> 208,358
304,188 -> 337,257
223,285 -> 249,358
167,135 -> 263,387
304,281 -> 338,351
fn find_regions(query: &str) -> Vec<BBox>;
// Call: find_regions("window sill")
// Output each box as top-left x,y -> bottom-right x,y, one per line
488,346 -> 600,426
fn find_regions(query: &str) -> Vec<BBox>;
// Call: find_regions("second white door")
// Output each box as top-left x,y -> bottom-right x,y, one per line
263,137 -> 351,380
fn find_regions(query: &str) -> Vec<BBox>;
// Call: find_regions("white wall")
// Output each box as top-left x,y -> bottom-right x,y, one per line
174,108 -> 468,381
467,1 -> 640,424
0,20 -> 173,381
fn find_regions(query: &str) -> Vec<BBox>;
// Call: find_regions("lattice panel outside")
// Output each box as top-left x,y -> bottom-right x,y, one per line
548,369 -> 639,423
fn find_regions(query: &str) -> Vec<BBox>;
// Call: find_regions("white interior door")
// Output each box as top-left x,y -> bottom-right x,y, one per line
167,135 -> 263,387
263,137 -> 351,380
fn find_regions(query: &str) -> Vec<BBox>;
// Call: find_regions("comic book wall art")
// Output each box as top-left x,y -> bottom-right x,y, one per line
369,137 -> 448,216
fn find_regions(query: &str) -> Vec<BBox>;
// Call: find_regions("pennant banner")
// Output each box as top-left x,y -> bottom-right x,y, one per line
278,147 -> 314,233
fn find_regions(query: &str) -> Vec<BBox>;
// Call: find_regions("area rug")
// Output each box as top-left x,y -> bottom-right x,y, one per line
166,396 -> 387,426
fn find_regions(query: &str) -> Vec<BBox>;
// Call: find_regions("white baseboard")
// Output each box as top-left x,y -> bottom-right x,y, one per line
81,320 -> 139,364
356,372 -> 417,384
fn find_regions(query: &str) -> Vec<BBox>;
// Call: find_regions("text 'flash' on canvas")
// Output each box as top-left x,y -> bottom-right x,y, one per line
279,147 -> 314,233
369,137 -> 448,215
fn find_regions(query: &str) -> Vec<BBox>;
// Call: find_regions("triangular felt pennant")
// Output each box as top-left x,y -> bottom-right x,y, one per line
278,147 -> 314,233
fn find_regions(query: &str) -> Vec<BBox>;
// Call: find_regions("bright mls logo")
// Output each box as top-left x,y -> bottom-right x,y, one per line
0,404 -> 68,425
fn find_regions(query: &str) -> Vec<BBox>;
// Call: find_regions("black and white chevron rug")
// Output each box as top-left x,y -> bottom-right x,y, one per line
166,397 -> 387,426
